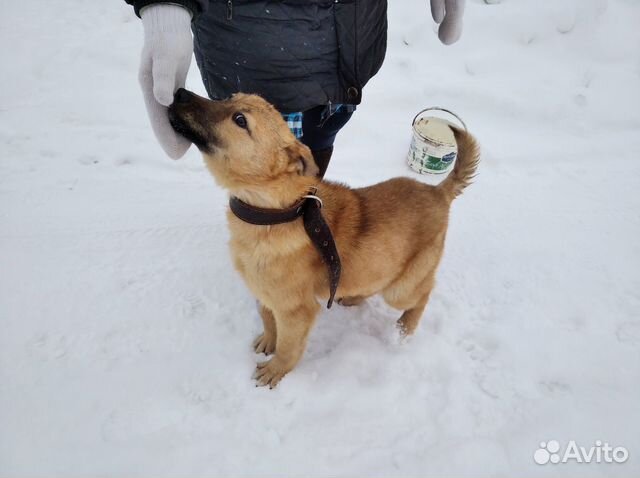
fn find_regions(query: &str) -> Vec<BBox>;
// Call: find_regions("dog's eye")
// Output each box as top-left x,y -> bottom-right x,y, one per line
233,112 -> 248,129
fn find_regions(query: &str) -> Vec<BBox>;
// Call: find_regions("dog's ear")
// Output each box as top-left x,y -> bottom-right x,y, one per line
285,142 -> 319,177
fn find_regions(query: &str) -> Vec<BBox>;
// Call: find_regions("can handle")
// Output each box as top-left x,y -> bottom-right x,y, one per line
412,107 -> 468,132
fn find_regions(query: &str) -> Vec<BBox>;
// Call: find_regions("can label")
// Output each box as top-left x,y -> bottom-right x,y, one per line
407,132 -> 457,175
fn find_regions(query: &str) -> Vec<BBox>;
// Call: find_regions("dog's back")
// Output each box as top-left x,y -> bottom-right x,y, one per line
315,127 -> 480,332
322,126 -> 480,253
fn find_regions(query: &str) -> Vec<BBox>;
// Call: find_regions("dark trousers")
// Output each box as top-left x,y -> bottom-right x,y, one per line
299,105 -> 355,152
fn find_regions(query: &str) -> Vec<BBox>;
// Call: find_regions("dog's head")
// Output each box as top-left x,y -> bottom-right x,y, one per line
168,89 -> 319,203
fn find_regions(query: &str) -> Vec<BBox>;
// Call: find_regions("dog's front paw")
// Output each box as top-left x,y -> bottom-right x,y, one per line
253,333 -> 276,355
253,357 -> 290,388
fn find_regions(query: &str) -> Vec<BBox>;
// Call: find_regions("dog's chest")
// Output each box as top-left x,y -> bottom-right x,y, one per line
228,222 -> 313,298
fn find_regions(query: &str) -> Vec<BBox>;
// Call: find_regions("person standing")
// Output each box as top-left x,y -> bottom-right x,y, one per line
125,0 -> 465,176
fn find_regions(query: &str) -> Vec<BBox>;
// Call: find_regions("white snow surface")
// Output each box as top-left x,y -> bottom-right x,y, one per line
1,0 -> 640,476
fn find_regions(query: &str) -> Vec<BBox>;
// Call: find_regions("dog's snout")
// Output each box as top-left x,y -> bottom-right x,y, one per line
174,88 -> 193,104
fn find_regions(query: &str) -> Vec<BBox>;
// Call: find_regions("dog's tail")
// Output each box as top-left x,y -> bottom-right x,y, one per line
438,127 -> 480,201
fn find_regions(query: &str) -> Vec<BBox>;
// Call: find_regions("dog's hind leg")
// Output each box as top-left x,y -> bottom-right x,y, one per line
384,270 -> 437,336
396,286 -> 433,336
253,303 -> 277,355
384,237 -> 444,336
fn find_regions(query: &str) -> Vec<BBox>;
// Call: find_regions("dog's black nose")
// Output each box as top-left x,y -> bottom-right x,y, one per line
174,88 -> 193,104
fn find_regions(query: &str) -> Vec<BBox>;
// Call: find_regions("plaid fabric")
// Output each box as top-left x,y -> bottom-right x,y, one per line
284,112 -> 304,139
283,104 -> 356,139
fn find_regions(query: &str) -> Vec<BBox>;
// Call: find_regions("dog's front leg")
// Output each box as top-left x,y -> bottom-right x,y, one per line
253,303 -> 277,355
254,300 -> 320,388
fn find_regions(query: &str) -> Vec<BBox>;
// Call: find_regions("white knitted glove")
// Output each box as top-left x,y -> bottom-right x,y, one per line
430,0 -> 466,45
139,4 -> 193,159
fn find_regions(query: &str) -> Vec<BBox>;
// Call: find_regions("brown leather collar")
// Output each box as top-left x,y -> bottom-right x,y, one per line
229,191 -> 341,309
229,196 -> 306,226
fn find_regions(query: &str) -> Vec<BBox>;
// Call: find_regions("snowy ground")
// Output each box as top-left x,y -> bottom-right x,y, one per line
1,0 -> 639,476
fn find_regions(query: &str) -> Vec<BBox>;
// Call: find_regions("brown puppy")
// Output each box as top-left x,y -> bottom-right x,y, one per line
169,88 -> 480,388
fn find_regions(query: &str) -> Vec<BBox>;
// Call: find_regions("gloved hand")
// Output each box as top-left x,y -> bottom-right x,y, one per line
139,4 -> 194,159
430,0 -> 466,45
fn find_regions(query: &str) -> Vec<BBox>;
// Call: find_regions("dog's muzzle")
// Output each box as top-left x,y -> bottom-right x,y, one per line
168,89 -> 212,151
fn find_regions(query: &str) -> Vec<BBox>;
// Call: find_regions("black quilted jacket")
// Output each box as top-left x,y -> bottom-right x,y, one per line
125,0 -> 388,113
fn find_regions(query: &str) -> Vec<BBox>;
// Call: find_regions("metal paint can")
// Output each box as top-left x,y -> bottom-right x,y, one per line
407,107 -> 467,175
